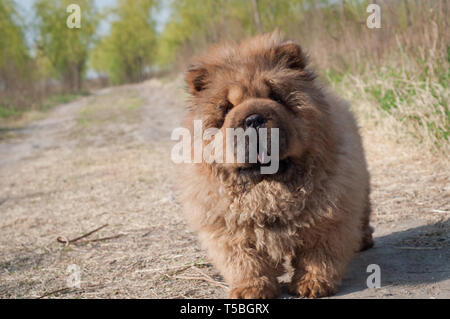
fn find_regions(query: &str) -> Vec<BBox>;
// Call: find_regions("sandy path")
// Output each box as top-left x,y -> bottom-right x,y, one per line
0,79 -> 448,299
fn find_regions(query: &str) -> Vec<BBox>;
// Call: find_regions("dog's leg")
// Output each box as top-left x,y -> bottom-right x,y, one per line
288,251 -> 345,298
289,232 -> 357,298
201,233 -> 280,299
228,273 -> 280,299
360,219 -> 374,251
224,251 -> 280,299
359,192 -> 374,251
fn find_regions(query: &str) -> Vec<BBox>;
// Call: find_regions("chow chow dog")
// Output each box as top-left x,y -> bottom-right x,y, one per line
179,32 -> 374,298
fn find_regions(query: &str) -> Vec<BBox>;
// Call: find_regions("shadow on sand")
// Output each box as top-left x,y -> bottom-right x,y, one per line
279,220 -> 449,298
337,219 -> 449,296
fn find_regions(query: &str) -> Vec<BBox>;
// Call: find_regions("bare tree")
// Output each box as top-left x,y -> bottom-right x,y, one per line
341,0 -> 346,21
251,0 -> 263,34
403,0 -> 412,27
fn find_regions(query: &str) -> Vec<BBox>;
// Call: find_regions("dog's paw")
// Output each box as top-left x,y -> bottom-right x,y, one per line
289,275 -> 337,298
229,284 -> 278,299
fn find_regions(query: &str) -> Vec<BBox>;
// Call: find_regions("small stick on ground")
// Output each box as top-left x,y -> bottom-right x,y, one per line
394,246 -> 443,250
88,234 -> 125,242
136,261 -> 211,274
173,275 -> 229,290
57,224 -> 109,246
173,265 -> 228,290
38,287 -> 72,299
430,209 -> 449,214
37,284 -> 105,299
169,262 -> 211,275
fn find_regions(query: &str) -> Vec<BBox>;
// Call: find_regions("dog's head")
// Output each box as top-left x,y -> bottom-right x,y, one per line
185,33 -> 330,181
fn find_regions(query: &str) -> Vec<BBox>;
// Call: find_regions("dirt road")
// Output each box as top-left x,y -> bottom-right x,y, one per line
0,79 -> 448,298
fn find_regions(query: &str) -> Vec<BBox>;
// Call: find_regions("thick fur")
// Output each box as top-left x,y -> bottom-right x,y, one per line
179,33 -> 374,299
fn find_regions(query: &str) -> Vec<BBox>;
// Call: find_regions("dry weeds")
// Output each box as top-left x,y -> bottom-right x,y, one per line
0,78 -> 448,299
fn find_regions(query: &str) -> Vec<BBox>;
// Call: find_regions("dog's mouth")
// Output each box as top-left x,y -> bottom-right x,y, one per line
228,137 -> 293,178
236,145 -> 273,167
238,157 -> 291,176
255,144 -> 271,166
256,150 -> 270,166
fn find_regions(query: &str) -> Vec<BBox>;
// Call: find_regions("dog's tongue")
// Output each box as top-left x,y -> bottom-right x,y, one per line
257,151 -> 266,164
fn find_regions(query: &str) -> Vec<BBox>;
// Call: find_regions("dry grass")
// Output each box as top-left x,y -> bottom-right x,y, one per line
163,1 -> 449,157
0,78 -> 448,299
0,1 -> 448,299
327,61 -> 449,157
0,79 -> 225,298
322,17 -> 449,157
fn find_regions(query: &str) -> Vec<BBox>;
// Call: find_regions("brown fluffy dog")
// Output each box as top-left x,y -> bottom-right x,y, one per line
179,33 -> 374,299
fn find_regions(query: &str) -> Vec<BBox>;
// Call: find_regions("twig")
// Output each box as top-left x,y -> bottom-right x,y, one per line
406,271 -> 450,274
37,284 -> 105,299
88,234 -> 125,242
135,261 -> 211,275
172,265 -> 228,290
193,266 -> 228,290
394,246 -> 442,250
57,224 -> 109,246
38,287 -> 71,299
192,266 -> 216,281
430,209 -> 449,214
173,275 -> 228,290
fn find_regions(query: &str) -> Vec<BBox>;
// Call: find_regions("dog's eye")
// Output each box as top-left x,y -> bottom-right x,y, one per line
269,90 -> 283,104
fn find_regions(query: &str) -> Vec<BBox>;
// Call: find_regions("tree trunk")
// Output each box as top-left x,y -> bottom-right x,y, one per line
251,0 -> 263,34
403,0 -> 412,27
341,0 -> 346,21
76,60 -> 84,92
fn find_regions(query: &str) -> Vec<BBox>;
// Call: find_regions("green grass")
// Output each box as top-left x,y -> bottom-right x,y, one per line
0,105 -> 23,118
325,58 -> 449,153
39,91 -> 90,111
0,91 -> 90,119
76,93 -> 144,128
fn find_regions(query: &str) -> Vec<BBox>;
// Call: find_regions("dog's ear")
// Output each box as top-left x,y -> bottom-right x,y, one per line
275,41 -> 308,70
186,64 -> 209,96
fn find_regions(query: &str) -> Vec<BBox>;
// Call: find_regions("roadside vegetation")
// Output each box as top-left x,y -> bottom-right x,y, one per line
0,0 -> 448,154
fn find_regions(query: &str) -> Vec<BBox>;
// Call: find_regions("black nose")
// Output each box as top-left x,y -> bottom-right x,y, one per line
244,114 -> 266,129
